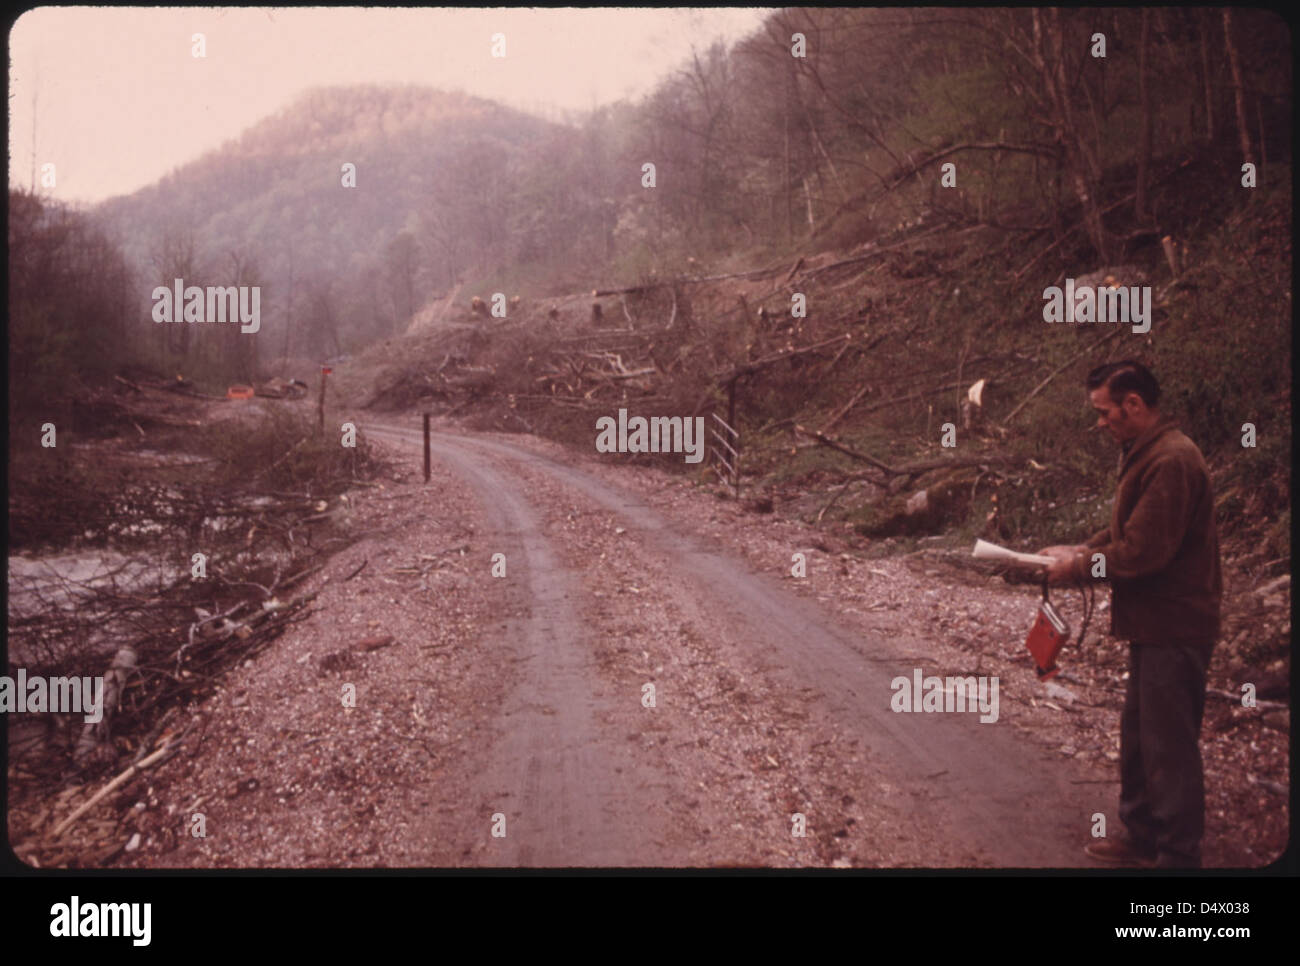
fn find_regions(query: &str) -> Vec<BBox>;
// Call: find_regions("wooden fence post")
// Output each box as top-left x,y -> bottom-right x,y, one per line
423,412 -> 431,482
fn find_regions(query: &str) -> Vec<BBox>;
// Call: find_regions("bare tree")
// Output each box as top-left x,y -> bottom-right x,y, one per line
280,236 -> 296,368
1135,10 -> 1154,221
150,226 -> 205,361
1222,9 -> 1254,163
1197,10 -> 1217,142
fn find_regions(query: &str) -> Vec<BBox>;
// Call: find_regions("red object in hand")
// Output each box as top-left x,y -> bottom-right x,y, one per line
1025,593 -> 1070,680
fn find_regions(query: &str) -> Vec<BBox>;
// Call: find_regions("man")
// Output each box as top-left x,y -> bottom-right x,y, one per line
1038,361 -> 1222,868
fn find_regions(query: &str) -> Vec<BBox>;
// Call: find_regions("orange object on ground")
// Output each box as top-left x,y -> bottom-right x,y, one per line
226,385 -> 254,400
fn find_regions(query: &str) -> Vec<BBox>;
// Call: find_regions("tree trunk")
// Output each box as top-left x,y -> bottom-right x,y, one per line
1256,93 -> 1268,168
783,70 -> 794,240
1032,9 -> 1108,260
1135,10 -> 1153,221
1199,10 -> 1216,142
281,242 -> 294,367
1072,167 -> 1109,262
1222,9 -> 1253,162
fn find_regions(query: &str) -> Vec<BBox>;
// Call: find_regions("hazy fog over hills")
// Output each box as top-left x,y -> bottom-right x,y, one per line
9,7 -> 767,204
6,10 -> 1291,883
95,85 -> 562,346
10,8 -> 1290,403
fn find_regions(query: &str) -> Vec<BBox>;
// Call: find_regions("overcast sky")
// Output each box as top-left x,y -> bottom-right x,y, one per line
9,6 -> 769,205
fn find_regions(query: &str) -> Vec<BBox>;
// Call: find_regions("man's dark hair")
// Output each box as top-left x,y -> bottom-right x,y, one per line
1086,360 -> 1160,407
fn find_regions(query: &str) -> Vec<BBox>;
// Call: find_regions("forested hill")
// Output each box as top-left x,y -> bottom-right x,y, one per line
13,9 -> 1291,407
93,85 -> 563,354
7,5 -> 1292,657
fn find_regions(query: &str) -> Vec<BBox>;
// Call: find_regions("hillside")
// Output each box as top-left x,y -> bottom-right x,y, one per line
92,85 -> 561,368
338,136 -> 1290,675
7,6 -> 1290,880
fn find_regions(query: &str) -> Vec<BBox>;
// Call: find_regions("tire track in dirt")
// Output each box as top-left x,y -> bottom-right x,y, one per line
366,426 -> 677,866
368,420 -> 1101,867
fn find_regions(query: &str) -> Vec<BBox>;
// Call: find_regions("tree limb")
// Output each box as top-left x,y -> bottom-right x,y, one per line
1003,327 -> 1125,424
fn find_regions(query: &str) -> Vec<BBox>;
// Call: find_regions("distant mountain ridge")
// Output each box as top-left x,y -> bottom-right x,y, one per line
94,83 -> 559,350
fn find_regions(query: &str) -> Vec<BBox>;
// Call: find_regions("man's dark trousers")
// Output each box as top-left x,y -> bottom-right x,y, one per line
1119,639 -> 1215,867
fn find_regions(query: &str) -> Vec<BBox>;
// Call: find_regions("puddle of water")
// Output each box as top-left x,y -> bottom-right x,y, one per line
136,449 -> 211,465
9,489 -> 301,667
7,551 -> 178,664
7,550 -> 162,607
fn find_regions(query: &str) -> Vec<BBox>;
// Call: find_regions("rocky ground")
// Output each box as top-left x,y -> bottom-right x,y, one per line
11,415 -> 1288,869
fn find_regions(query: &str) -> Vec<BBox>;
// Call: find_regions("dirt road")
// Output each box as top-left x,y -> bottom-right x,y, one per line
93,413 -> 1282,870
353,419 -> 1106,867
369,424 -> 679,866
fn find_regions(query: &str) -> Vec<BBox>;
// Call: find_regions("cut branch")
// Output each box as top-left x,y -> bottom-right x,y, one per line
716,334 -> 852,383
796,425 -> 1015,479
54,726 -> 191,839
1003,327 -> 1125,424
820,386 -> 870,434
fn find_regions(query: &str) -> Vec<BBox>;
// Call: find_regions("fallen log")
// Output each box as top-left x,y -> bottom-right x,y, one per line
114,374 -> 223,401
800,227 -> 950,283
592,263 -> 782,299
1206,688 -> 1287,711
54,726 -> 191,839
592,283 -> 667,297
795,426 -> 893,475
856,378 -> 987,416
820,386 -> 869,434
795,425 -> 1015,479
683,258 -> 790,284
592,368 -> 658,381
716,334 -> 851,382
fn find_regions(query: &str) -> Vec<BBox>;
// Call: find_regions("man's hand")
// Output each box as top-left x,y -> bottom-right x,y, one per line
1037,545 -> 1076,558
1036,544 -> 1089,585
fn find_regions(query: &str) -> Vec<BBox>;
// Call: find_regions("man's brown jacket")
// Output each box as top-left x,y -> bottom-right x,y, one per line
1071,415 -> 1222,645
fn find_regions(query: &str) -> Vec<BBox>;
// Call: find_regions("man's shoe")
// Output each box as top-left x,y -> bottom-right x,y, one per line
1084,839 -> 1158,867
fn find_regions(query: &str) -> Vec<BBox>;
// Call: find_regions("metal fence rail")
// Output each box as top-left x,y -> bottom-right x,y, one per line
709,412 -> 740,497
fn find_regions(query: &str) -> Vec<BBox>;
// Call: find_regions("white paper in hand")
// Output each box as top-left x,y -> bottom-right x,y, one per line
971,539 -> 1055,567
